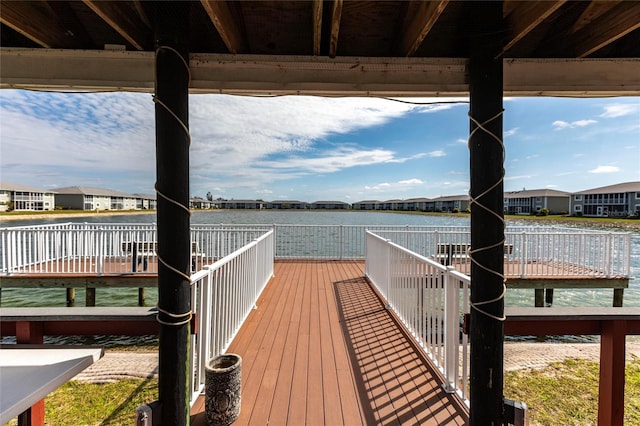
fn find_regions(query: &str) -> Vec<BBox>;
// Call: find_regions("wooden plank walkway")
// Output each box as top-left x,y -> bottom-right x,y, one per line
190,260 -> 468,425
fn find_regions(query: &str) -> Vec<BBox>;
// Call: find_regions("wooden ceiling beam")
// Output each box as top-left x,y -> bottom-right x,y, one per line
3,49 -> 639,97
398,0 -> 449,57
329,0 -> 343,58
501,0 -> 566,56
200,0 -> 247,54
567,2 -> 640,58
312,0 -> 323,56
82,1 -> 149,50
0,2 -> 73,48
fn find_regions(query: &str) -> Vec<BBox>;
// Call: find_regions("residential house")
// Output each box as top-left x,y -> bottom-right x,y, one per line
53,186 -> 138,211
382,199 -> 403,211
504,189 -> 570,215
403,197 -> 431,211
428,195 -> 470,212
134,193 -> 157,210
218,200 -> 265,209
570,181 -> 640,217
352,200 -> 381,210
190,197 -> 212,209
0,181 -> 55,212
310,201 -> 350,210
268,200 -> 308,209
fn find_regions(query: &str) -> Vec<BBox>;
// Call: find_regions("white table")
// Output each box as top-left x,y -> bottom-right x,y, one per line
0,344 -> 104,424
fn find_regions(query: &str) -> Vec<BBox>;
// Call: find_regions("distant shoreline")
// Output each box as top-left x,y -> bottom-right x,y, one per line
1,209 -> 639,230
0,210 -> 156,222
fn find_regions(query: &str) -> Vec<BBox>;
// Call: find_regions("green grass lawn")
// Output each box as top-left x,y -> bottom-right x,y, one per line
505,358 -> 640,426
6,378 -> 158,426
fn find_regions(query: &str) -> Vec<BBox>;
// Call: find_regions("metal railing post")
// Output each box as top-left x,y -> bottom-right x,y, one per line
386,240 -> 392,308
519,231 -> 526,279
443,266 -> 458,393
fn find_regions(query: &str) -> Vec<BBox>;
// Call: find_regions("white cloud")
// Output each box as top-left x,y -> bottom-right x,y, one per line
552,119 -> 597,130
426,150 -> 446,157
398,179 -> 424,185
1,91 -> 448,194
505,175 -> 534,181
504,127 -> 518,137
574,119 -> 598,127
552,120 -> 571,129
259,147 -> 415,173
589,165 -> 620,174
365,178 -> 424,192
600,104 -> 639,118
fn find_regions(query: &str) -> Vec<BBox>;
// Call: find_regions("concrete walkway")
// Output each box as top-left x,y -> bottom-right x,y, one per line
73,342 -> 640,384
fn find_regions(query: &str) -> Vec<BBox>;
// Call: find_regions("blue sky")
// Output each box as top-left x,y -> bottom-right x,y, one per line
0,90 -> 638,202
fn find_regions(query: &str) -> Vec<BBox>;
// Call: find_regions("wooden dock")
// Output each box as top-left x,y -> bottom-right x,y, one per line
1,255 -> 628,307
189,260 -> 469,425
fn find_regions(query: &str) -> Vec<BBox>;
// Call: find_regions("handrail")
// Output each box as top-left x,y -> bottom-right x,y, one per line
365,230 -> 471,406
189,229 -> 275,406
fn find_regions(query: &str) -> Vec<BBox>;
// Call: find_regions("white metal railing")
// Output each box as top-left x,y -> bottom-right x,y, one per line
189,229 -> 275,406
371,229 -> 632,279
365,230 -> 471,405
0,223 -> 632,279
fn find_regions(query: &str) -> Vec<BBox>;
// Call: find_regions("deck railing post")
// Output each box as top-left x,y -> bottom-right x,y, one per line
253,238 -> 259,309
443,266 -> 458,393
605,232 -> 612,278
519,231 -> 526,278
386,240 -> 392,308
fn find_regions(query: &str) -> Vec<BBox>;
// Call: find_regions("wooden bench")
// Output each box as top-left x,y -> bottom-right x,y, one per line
0,307 -> 161,343
122,241 -> 205,271
435,243 -> 514,265
122,241 -> 157,271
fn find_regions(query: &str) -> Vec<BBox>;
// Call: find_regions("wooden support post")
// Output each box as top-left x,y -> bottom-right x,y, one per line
598,319 -> 626,426
132,241 -> 138,272
86,288 -> 96,307
17,401 -> 45,426
534,289 -> 544,307
613,288 -> 624,307
16,321 -> 45,425
154,3 -> 191,425
138,288 -> 146,306
545,288 -> 554,307
66,288 -> 75,307
467,2 -> 504,425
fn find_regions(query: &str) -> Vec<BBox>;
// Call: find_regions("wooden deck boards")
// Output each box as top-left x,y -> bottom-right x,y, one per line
190,260 -> 468,425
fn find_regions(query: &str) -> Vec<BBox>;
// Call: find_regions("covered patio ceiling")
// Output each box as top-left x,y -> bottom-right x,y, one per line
1,1 -> 639,96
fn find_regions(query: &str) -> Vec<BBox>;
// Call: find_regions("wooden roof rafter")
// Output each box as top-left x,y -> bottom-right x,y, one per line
0,1 -> 79,49
200,0 -> 248,54
81,1 -> 150,51
501,0 -> 566,57
312,0 -> 323,56
329,0 -> 343,58
564,2 -> 640,58
398,0 -> 450,57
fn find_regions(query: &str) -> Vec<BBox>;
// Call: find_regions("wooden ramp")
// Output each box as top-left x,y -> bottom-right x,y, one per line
190,260 -> 468,425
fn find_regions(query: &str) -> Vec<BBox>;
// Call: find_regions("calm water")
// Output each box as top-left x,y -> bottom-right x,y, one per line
2,210 -> 639,309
